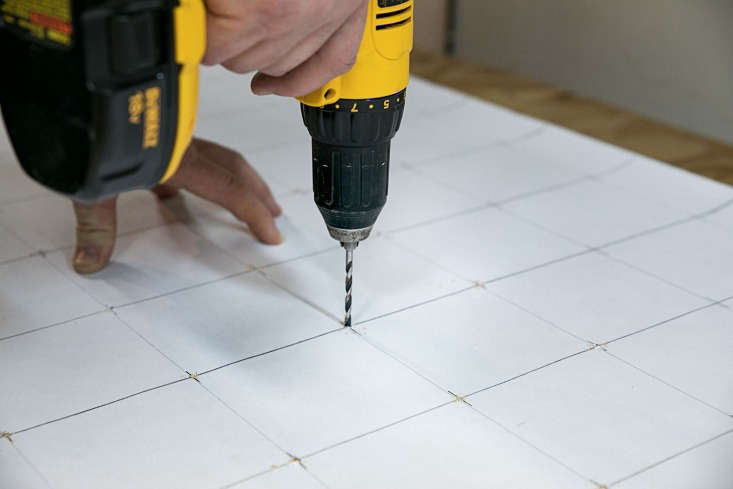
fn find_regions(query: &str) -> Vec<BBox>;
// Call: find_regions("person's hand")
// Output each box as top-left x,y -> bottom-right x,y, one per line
203,0 -> 367,97
71,138 -> 282,274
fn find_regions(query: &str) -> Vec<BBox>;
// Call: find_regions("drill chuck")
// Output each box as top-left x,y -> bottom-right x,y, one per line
301,90 -> 406,244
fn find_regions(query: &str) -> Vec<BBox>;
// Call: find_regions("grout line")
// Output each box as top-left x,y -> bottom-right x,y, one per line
353,285 -> 477,327
197,327 -> 343,377
349,327 -> 456,397
465,348 -> 594,398
10,442 -> 58,489
464,403 -> 597,485
595,216 -> 696,250
494,174 -> 592,207
0,309 -> 108,343
694,196 -> 733,218
10,378 -> 190,436
301,401 -> 456,460
608,428 -> 733,487
601,300 -> 728,346
483,249 -> 593,286
603,350 -> 733,418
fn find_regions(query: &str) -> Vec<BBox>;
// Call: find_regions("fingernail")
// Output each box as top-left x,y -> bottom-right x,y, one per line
73,246 -> 101,273
253,87 -> 272,96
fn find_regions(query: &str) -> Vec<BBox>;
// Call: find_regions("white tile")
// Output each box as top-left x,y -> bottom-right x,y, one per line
200,329 -> 450,456
116,272 -> 334,374
13,381 -> 287,489
703,200 -> 733,232
509,125 -> 634,175
606,219 -> 733,301
405,77 -> 469,118
0,218 -> 30,263
417,144 -> 585,203
357,288 -> 587,395
0,256 -> 103,339
186,191 -> 336,269
196,99 -> 307,155
198,67 -> 263,118
0,312 -> 183,432
389,207 -> 584,283
376,167 -> 483,232
394,103 -> 542,166
233,463 -> 324,489
305,402 -> 592,489
504,179 -> 687,247
614,431 -> 733,489
45,223 -> 247,307
487,252 -> 708,344
263,237 -> 469,324
609,305 -> 733,415
244,142 -> 313,196
0,440 -> 50,489
600,155 -> 733,215
468,349 -> 733,484
0,190 -> 178,252
0,161 -> 47,205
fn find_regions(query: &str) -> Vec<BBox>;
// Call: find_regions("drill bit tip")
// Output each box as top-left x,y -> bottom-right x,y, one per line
343,242 -> 357,327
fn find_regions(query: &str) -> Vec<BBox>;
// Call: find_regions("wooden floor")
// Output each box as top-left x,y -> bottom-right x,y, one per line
411,52 -> 733,186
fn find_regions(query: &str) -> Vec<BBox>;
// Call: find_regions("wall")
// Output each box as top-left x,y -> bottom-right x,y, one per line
454,0 -> 733,144
414,0 -> 447,53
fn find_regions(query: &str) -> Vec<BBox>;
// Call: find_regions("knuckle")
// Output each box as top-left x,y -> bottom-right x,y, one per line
256,0 -> 299,34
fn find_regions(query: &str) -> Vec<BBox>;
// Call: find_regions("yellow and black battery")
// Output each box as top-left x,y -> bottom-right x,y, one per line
0,0 -> 204,200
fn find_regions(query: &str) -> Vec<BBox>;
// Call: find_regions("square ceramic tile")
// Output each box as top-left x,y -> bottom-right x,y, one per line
503,179 -> 687,247
0,440 -> 50,489
599,155 -> 733,215
45,223 -> 247,307
389,207 -> 584,283
200,329 -> 450,456
508,125 -> 634,175
198,67 -> 264,118
468,349 -> 733,484
116,272 -> 334,374
195,98 -> 307,155
487,252 -> 708,344
605,219 -> 733,301
608,304 -> 733,415
244,142 -> 314,196
0,256 -> 103,339
232,463 -> 324,489
404,77 -> 469,118
0,190 -> 178,252
185,191 -> 337,269
0,312 -> 183,432
0,160 -> 47,205
0,218 -> 30,263
375,167 -> 484,232
13,381 -> 288,489
613,431 -> 733,489
394,103 -> 542,166
357,288 -> 588,395
263,237 -> 469,324
305,402 -> 592,489
417,144 -> 586,204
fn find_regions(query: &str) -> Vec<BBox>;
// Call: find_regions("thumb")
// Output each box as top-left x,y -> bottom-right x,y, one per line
72,197 -> 117,274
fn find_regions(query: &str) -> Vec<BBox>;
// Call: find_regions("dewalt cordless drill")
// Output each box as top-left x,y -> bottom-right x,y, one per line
0,0 -> 413,325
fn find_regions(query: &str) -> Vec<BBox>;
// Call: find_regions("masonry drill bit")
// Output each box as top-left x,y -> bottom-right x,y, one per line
344,242 -> 356,327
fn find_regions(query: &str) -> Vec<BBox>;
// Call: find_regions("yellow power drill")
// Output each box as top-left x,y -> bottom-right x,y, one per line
0,0 -> 413,326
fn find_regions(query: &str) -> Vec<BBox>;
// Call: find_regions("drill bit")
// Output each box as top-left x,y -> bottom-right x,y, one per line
343,242 -> 356,327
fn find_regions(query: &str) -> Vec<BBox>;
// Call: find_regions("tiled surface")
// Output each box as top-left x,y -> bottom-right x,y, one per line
487,252 -> 708,344
608,304 -> 733,415
115,272 -> 334,374
613,431 -> 733,489
12,381 -> 288,489
389,207 -> 585,283
264,237 -> 470,324
503,179 -> 687,247
606,219 -> 733,301
468,349 -> 733,484
357,287 -> 588,395
305,402 -> 593,489
2,76 -> 732,489
200,329 -> 451,456
0,256 -> 103,339
0,312 -> 182,432
45,224 -> 248,307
